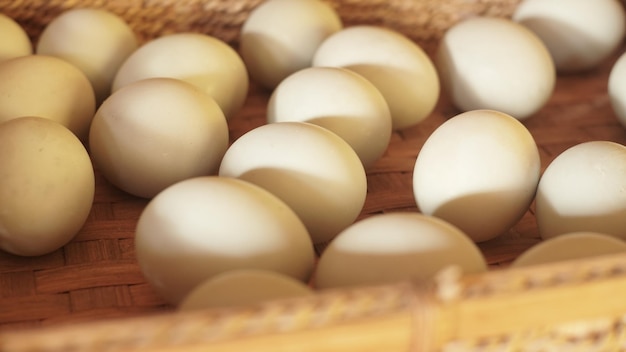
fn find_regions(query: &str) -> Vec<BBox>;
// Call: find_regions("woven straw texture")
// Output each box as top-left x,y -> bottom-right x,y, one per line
2,0 -> 626,350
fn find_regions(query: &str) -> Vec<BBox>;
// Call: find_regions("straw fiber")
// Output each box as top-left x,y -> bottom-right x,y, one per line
2,0 -> 626,350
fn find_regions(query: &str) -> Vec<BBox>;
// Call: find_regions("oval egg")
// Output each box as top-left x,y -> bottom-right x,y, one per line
437,16 -> 555,120
112,32 -> 248,120
267,67 -> 392,168
413,109 -> 541,243
135,176 -> 316,305
89,78 -> 229,199
36,8 -> 138,104
0,13 -> 32,62
219,122 -> 367,244
240,0 -> 342,89
0,116 -> 95,256
312,25 -> 439,130
0,55 -> 96,140
535,141 -> 626,240
315,212 -> 487,289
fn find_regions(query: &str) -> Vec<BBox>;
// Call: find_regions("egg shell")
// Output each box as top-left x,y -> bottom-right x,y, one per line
413,109 -> 541,243
112,32 -> 248,119
315,212 -> 487,289
608,51 -> 626,128
513,0 -> 626,72
312,25 -> 439,130
0,116 -> 95,256
179,269 -> 313,311
239,0 -> 342,89
219,121 -> 367,244
511,232 -> 626,267
267,67 -> 392,168
36,8 -> 138,104
89,77 -> 229,199
0,55 -> 96,140
436,16 -> 555,120
134,176 -> 316,305
536,141 -> 626,240
0,13 -> 32,62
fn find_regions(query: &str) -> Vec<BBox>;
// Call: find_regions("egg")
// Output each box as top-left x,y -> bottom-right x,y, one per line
135,176 -> 316,305
536,141 -> 626,240
513,0 -> 626,72
0,116 -> 95,256
312,25 -> 439,130
267,67 -> 392,168
219,122 -> 367,244
36,8 -> 138,104
178,269 -> 313,311
0,55 -> 96,140
511,232 -> 626,267
437,16 -> 555,120
112,33 -> 248,119
608,51 -> 626,128
315,212 -> 487,289
0,13 -> 32,62
413,109 -> 541,243
89,78 -> 229,199
239,0 -> 342,89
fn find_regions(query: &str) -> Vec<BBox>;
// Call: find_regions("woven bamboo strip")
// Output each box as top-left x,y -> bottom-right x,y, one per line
3,253 -> 626,351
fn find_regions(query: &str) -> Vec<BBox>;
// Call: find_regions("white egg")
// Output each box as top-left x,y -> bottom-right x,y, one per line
112,33 -> 248,120
608,51 -> 626,128
0,55 -> 95,140
36,8 -> 138,104
315,212 -> 487,289
219,122 -> 367,244
267,67 -> 392,168
511,232 -> 626,267
536,141 -> 626,240
179,269 -> 313,311
0,13 -> 32,62
312,25 -> 439,130
239,0 -> 342,89
513,0 -> 626,72
89,78 -> 229,199
437,16 -> 555,120
0,116 -> 94,256
413,109 -> 541,243
135,176 -> 316,305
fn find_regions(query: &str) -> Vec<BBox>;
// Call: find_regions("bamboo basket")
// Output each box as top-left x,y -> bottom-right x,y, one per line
2,0 -> 626,350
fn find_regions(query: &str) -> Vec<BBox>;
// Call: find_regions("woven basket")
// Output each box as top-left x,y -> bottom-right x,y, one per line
2,0 -> 626,350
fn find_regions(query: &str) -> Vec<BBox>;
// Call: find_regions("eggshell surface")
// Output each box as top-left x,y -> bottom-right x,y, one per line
536,141 -> 626,240
134,176 -> 316,305
315,212 -> 487,289
267,67 -> 392,168
0,116 -> 95,256
0,55 -> 96,140
112,33 -> 248,119
0,13 -> 32,62
179,269 -> 313,310
312,25 -> 439,130
437,16 -> 555,120
239,0 -> 342,89
608,51 -> 626,128
219,122 -> 367,244
511,232 -> 626,267
413,109 -> 541,243
513,0 -> 626,72
89,78 -> 229,198
36,8 -> 138,104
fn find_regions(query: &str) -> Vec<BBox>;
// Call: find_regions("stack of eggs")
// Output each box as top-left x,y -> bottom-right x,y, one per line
1,0 -> 626,311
